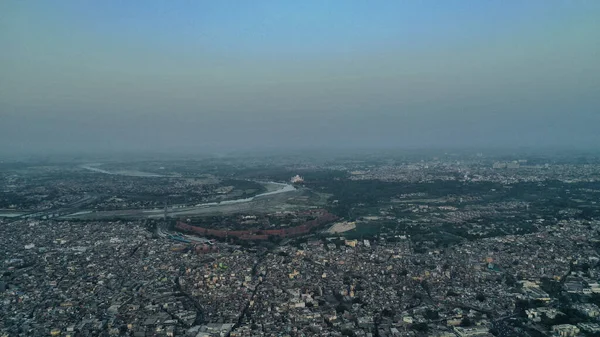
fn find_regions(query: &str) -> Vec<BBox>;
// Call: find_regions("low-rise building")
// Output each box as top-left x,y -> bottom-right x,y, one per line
552,324 -> 580,337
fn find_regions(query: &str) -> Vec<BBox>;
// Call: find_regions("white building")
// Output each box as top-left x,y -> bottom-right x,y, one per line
552,324 -> 580,337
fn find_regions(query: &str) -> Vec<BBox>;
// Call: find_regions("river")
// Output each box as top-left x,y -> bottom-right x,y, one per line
71,164 -> 296,218
80,164 -> 166,177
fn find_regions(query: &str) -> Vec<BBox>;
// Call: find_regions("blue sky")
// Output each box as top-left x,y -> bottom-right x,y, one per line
1,1 -> 599,153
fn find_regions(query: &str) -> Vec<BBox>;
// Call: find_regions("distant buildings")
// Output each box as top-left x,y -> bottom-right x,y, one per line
492,161 -> 520,169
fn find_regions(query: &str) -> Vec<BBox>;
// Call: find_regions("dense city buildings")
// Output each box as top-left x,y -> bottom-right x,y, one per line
2,152 -> 600,336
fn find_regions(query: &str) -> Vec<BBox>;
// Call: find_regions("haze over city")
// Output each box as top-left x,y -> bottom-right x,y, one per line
1,1 -> 599,154
6,3 -> 600,337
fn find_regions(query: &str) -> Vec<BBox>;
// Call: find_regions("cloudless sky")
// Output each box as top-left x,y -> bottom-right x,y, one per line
1,1 -> 599,154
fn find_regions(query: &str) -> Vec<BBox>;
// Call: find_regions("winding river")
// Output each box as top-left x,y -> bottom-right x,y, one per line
76,164 -> 296,218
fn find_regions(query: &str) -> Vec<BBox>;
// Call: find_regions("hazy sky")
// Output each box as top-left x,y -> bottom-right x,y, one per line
1,1 -> 599,154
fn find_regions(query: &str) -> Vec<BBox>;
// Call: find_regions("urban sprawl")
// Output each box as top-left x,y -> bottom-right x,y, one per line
2,152 -> 600,337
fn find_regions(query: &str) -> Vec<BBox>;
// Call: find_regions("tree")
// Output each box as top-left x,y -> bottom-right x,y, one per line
505,274 -> 517,287
540,277 -> 562,297
447,290 -> 459,297
341,329 -> 355,336
411,323 -> 428,332
336,303 -> 351,314
267,235 -> 281,244
381,308 -> 393,317
424,309 -> 439,320
460,317 -> 473,327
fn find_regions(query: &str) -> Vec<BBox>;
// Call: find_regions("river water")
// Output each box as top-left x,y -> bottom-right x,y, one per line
79,164 -> 296,211
80,164 -> 165,177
